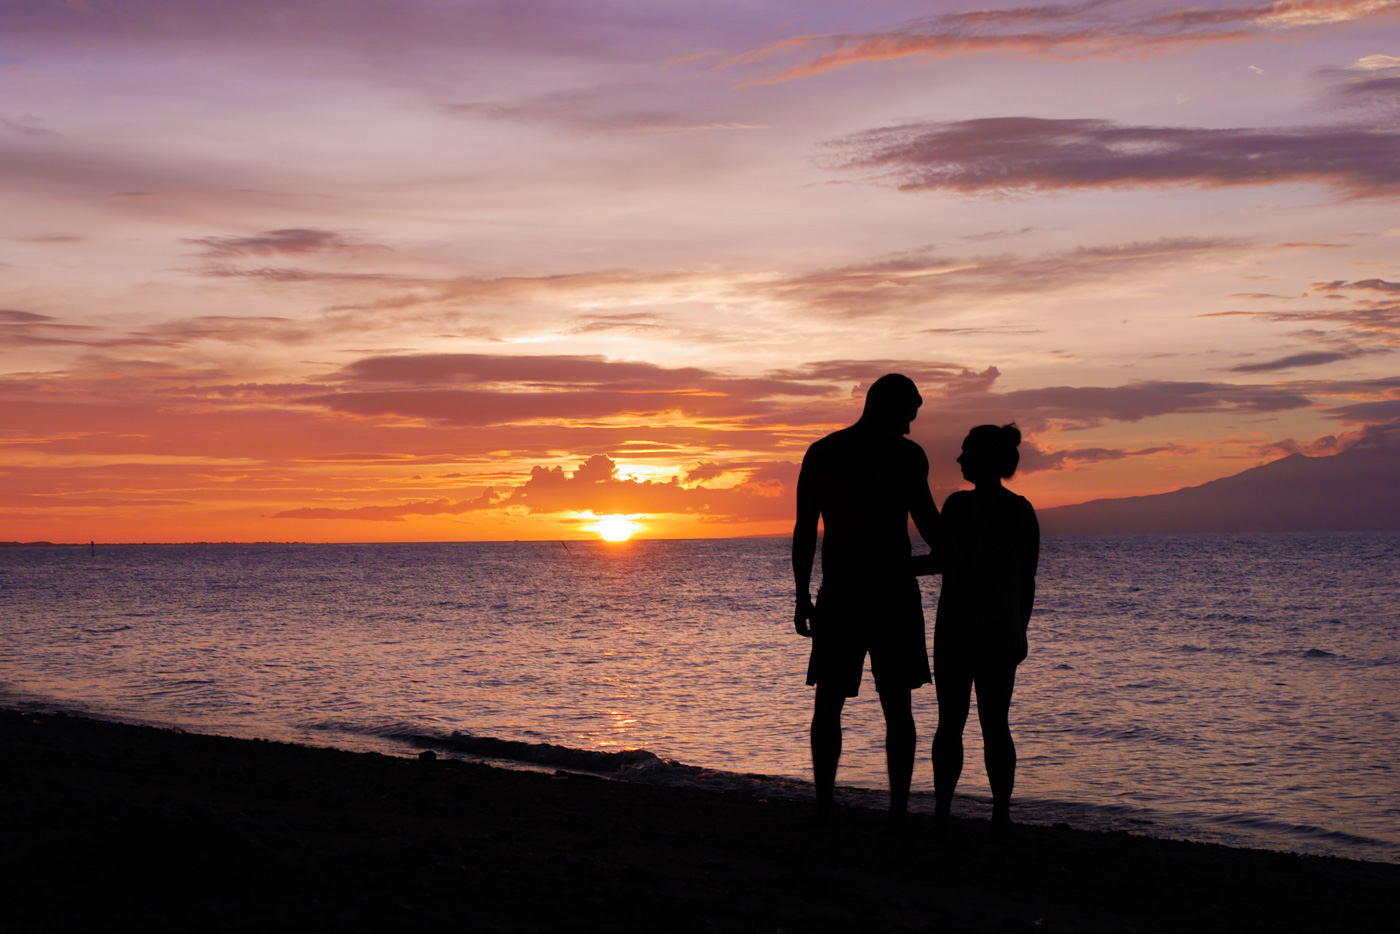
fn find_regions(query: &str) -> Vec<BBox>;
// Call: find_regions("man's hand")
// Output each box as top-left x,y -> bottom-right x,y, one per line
794,594 -> 815,637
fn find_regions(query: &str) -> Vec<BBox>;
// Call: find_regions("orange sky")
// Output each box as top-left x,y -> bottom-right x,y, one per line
3,1 -> 1399,542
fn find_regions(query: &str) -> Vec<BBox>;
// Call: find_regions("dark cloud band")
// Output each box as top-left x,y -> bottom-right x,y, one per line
833,117 -> 1400,196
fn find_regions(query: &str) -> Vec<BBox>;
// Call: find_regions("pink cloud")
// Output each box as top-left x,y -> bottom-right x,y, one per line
732,0 -> 1400,84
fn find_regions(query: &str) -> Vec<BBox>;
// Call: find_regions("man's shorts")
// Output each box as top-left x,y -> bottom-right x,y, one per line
806,576 -> 931,697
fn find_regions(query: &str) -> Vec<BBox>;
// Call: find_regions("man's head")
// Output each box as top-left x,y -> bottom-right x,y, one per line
859,373 -> 922,435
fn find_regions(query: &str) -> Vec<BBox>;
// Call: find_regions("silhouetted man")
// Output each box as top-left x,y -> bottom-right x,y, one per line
792,373 -> 940,827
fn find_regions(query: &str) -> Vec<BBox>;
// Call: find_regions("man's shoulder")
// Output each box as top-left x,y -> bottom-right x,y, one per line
897,436 -> 929,462
805,427 -> 927,467
805,426 -> 857,456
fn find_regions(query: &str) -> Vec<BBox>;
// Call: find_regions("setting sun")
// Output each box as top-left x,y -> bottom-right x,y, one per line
586,514 -> 643,542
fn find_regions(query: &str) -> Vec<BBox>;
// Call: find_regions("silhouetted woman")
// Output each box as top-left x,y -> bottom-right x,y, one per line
931,424 -> 1039,839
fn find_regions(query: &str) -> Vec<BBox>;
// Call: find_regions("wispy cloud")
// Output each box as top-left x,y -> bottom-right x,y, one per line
1317,277 -> 1400,293
0,1 -> 635,64
731,0 -> 1400,84
1206,279 -> 1400,345
8,233 -> 85,244
0,309 -> 99,348
765,237 -> 1242,317
1316,53 -> 1400,122
142,316 -> 320,346
830,117 -> 1400,197
0,309 -> 322,353
1230,349 -> 1371,371
1,115 -> 58,137
271,489 -> 500,522
186,228 -> 385,258
1020,443 -> 1179,472
567,312 -> 673,335
995,380 -> 1314,424
446,85 -> 766,136
330,353 -> 713,389
167,229 -> 1256,342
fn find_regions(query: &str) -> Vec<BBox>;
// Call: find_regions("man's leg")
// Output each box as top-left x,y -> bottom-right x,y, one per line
878,687 -> 915,825
811,684 -> 846,823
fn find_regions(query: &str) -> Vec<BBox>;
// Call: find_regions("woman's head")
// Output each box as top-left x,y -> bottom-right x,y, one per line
959,423 -> 1021,481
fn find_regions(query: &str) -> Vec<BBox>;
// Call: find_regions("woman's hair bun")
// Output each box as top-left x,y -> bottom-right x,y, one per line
965,422 -> 1022,479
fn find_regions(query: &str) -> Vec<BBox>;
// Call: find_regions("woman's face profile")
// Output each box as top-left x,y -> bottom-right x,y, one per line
957,442 -> 992,483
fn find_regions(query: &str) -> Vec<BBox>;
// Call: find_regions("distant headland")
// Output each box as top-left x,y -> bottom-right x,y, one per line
1039,434 -> 1400,534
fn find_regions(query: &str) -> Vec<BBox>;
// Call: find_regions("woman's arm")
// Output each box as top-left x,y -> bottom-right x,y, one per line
1020,503 -> 1039,630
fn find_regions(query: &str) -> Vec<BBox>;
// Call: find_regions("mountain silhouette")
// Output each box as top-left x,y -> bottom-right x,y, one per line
1037,432 -> 1400,534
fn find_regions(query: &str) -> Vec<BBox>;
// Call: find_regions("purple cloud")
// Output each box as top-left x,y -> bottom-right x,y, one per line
1020,444 -> 1177,473
997,381 -> 1314,423
1317,55 -> 1400,118
832,117 -> 1400,197
186,228 -> 380,258
1,115 -> 58,137
1230,350 -> 1373,372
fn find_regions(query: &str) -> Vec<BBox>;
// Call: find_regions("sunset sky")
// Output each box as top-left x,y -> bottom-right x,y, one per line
3,0 -> 1399,542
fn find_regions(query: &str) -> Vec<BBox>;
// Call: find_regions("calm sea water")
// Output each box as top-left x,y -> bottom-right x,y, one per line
1,534 -> 1396,863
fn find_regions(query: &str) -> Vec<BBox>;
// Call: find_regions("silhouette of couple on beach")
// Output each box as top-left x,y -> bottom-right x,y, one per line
792,373 -> 1039,837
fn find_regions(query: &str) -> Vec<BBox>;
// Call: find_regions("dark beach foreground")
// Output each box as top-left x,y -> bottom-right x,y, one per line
3,710 -> 1394,933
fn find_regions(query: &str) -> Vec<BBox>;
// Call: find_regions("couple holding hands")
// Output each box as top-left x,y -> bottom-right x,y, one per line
792,373 -> 1040,838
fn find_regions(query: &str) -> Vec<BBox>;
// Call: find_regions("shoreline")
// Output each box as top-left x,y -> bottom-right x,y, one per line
4,709 -> 1396,932
12,692 -> 1393,865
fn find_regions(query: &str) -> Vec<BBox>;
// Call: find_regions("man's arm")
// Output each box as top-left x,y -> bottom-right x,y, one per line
792,452 -> 819,637
909,445 -> 941,575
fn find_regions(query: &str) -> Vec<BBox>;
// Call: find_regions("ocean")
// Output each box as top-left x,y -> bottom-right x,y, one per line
1,534 -> 1396,863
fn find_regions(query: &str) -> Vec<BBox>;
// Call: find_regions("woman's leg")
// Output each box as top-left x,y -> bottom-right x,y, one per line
932,654 -> 973,822
974,660 -> 1018,824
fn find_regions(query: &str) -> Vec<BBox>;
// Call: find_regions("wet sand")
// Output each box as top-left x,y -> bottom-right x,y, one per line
3,709 -> 1394,933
